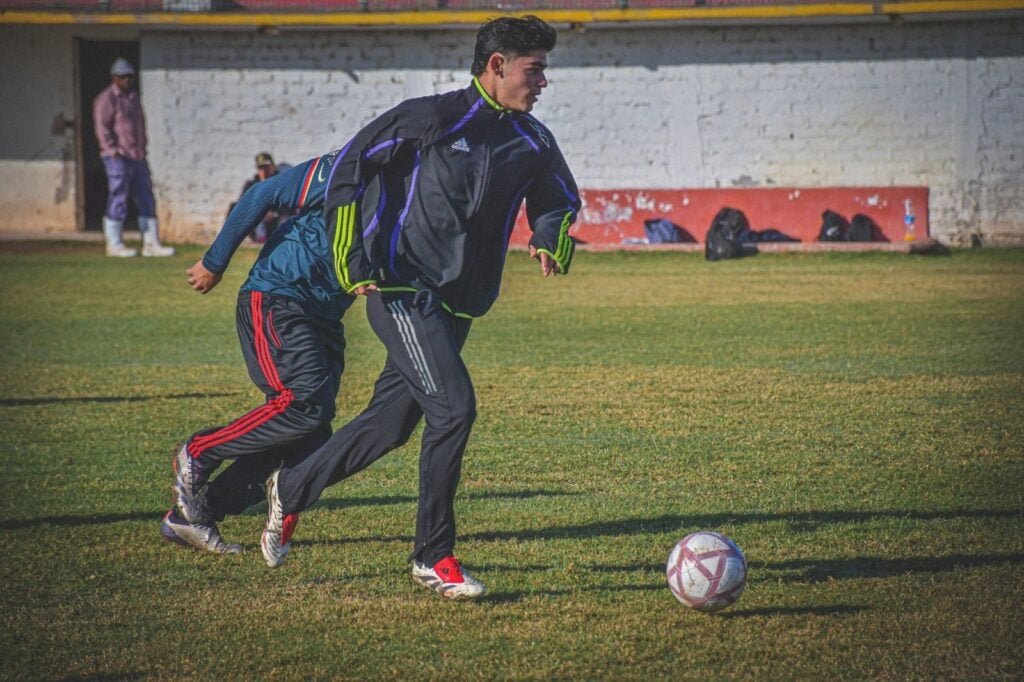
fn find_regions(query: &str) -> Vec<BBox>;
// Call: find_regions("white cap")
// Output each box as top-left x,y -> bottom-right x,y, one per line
111,58 -> 136,76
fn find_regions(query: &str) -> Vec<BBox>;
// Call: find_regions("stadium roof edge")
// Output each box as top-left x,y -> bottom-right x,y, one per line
1,0 -> 1022,28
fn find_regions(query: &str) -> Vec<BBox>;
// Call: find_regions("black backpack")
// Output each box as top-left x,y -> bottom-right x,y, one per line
705,208 -> 749,261
756,228 -> 800,243
846,214 -> 878,242
818,210 -> 849,242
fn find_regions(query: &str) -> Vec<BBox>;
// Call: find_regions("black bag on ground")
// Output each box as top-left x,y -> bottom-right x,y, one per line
756,228 -> 800,242
846,214 -> 878,242
818,210 -> 849,242
705,207 -> 749,261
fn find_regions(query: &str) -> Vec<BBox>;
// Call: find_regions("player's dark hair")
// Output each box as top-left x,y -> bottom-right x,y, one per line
471,15 -> 557,76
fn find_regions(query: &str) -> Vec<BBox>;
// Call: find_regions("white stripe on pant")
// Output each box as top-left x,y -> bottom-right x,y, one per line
387,299 -> 439,394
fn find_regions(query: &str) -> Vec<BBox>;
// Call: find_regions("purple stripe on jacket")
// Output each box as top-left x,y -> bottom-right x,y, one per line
364,184 -> 387,238
510,118 -> 541,153
365,138 -> 403,158
323,137 -> 356,206
489,181 -> 533,305
444,97 -> 486,138
389,151 -> 422,277
553,172 -> 578,205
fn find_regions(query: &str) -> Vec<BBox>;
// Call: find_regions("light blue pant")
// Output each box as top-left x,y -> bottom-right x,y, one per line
102,155 -> 156,220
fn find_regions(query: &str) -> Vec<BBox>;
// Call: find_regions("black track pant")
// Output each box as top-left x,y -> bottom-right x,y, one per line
277,289 -> 474,566
188,290 -> 345,524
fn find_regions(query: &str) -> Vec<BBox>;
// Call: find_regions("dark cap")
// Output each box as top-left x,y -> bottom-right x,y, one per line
255,152 -> 275,167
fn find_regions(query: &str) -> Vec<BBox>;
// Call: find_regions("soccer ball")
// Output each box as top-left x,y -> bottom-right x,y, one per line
666,531 -> 747,612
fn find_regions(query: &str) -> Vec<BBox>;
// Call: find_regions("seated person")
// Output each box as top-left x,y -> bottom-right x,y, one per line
229,152 -> 293,243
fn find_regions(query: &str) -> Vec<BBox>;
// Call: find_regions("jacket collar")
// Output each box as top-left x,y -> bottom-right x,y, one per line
470,77 -> 511,114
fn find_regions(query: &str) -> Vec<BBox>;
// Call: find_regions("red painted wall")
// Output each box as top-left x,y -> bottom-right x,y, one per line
510,187 -> 929,247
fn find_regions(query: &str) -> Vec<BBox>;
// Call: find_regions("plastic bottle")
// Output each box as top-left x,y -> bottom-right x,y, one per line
903,199 -> 917,242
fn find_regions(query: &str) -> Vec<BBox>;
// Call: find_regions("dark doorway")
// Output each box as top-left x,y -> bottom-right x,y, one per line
76,39 -> 140,232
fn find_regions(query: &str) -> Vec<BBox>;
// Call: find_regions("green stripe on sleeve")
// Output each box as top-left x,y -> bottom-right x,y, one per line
332,204 -> 356,291
554,210 -> 574,269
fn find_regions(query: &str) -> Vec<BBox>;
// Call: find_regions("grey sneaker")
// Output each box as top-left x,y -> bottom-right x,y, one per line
160,510 -> 243,554
411,556 -> 486,600
172,443 -> 210,523
260,470 -> 299,568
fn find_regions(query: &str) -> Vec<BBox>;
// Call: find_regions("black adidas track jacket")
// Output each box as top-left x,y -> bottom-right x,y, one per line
326,78 -> 581,318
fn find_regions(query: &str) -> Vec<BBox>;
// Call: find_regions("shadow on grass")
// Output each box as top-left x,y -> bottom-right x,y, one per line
485,583 -> 712,604
262,553 -> 1021,607
462,508 -> 1024,543
0,392 -> 240,407
0,511 -> 159,530
309,488 -> 578,512
719,605 -> 867,619
434,552 -> 1024,604
286,507 -> 1023,556
0,489 -> 577,530
759,553 -> 1024,583
293,552 -> 1024,606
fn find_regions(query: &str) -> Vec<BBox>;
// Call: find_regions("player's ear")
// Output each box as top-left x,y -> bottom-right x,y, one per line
488,53 -> 506,78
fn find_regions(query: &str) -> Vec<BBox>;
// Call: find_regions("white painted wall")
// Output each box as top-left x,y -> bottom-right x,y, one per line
0,26 -> 78,233
2,18 -> 1022,245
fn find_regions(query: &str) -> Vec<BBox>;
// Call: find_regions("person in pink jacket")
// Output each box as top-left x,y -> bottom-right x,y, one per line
93,57 -> 173,257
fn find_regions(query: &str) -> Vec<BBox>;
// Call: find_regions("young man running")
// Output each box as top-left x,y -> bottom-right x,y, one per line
162,149 -> 354,553
260,15 -> 580,599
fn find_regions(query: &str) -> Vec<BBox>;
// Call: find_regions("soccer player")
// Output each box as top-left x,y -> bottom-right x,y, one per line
259,15 -> 580,599
162,149 -> 354,553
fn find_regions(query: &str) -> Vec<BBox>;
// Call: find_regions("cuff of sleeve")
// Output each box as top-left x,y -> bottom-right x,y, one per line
535,247 -> 571,274
344,279 -> 377,294
202,254 -> 227,275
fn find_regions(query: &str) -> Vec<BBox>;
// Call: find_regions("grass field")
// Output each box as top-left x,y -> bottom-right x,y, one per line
1,241 -> 1022,680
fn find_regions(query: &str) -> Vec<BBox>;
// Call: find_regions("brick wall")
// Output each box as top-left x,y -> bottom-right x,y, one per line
542,21 -> 1023,246
142,29 -> 472,241
0,26 -> 78,234
140,19 -> 1023,246
1,19 -> 1021,245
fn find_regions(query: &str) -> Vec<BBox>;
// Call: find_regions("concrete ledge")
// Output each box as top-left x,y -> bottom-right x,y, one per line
0,230 -> 106,242
570,241 -> 916,253
0,231 -> 951,255
0,230 -> 260,248
2,0 -> 1022,27
510,186 -> 929,249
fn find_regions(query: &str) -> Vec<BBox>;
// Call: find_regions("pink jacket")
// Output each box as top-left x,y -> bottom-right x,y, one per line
93,82 -> 147,160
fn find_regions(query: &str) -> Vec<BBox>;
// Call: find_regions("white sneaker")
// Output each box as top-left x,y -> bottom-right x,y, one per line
172,443 -> 211,523
142,242 -> 175,257
412,556 -> 486,599
160,510 -> 243,554
138,218 -> 174,257
106,244 -> 138,257
261,470 -> 299,568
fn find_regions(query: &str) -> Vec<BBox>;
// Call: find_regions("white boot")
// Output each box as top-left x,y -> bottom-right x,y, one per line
139,216 -> 174,257
103,217 -> 138,257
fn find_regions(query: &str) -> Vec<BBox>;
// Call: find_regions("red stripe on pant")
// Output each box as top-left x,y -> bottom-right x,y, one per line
189,391 -> 294,457
188,292 -> 290,459
251,291 -> 285,393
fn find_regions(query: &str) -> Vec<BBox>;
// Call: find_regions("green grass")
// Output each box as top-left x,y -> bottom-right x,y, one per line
1,241 -> 1022,680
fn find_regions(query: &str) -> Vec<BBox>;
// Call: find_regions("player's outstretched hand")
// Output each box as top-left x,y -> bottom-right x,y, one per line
529,245 -> 561,277
187,259 -> 222,294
